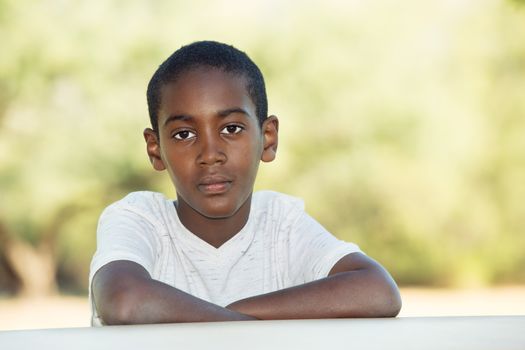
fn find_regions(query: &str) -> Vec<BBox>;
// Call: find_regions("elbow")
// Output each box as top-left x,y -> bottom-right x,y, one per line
92,261 -> 154,325
93,276 -> 146,325
334,270 -> 402,318
98,291 -> 140,325
370,274 -> 402,318
343,268 -> 401,318
379,284 -> 402,317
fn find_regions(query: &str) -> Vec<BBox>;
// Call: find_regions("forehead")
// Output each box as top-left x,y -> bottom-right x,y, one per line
158,67 -> 256,123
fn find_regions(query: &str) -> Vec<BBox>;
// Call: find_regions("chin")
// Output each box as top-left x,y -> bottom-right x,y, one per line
197,204 -> 239,220
196,196 -> 249,220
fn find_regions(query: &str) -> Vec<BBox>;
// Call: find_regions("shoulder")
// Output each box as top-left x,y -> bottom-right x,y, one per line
253,190 -> 304,208
105,191 -> 171,210
251,191 -> 305,221
100,191 -> 174,224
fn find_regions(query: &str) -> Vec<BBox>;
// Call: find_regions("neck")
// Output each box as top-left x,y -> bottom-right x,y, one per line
175,196 -> 251,248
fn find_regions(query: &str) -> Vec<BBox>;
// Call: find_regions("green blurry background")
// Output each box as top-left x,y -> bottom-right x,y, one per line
1,0 -> 524,297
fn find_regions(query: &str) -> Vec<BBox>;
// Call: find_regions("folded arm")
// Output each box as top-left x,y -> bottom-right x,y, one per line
91,260 -> 256,325
92,253 -> 401,324
226,252 -> 401,319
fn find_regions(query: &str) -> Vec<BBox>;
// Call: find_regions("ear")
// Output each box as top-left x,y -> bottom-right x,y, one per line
261,115 -> 279,163
143,128 -> 166,171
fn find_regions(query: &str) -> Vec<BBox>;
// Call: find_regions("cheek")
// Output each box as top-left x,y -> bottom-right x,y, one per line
236,141 -> 261,170
241,132 -> 264,162
164,153 -> 191,183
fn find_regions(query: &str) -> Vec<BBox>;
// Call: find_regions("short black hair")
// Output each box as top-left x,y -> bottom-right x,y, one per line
147,41 -> 268,132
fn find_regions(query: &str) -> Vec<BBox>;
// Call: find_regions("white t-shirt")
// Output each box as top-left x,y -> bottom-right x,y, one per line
89,190 -> 362,326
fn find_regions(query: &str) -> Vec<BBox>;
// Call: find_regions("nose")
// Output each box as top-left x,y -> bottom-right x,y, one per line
197,133 -> 227,166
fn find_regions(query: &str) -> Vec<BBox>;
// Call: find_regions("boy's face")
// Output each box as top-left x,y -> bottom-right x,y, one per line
144,67 -> 278,227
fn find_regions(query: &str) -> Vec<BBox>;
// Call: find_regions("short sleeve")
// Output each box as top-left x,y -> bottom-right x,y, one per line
288,212 -> 362,284
89,202 -> 160,284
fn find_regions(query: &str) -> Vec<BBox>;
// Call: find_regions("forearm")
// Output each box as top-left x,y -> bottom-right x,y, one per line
104,278 -> 255,324
93,261 -> 255,325
227,263 -> 401,319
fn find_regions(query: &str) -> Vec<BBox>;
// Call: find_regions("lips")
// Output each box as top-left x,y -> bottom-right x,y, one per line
198,175 -> 233,194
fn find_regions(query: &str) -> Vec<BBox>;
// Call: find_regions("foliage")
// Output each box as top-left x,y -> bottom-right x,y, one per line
0,0 -> 524,294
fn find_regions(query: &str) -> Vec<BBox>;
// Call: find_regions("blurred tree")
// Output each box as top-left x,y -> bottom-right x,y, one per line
254,0 -> 525,286
0,0 -> 165,295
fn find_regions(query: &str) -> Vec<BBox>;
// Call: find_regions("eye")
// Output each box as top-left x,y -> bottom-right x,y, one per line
221,125 -> 244,135
173,130 -> 196,140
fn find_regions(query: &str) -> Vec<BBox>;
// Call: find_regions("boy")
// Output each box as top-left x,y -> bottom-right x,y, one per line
89,41 -> 401,326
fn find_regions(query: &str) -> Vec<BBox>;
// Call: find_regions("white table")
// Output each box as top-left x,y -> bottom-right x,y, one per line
1,316 -> 524,350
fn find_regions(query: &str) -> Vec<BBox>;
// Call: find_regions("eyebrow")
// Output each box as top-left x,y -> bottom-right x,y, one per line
217,107 -> 251,118
163,114 -> 192,127
163,107 -> 251,127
